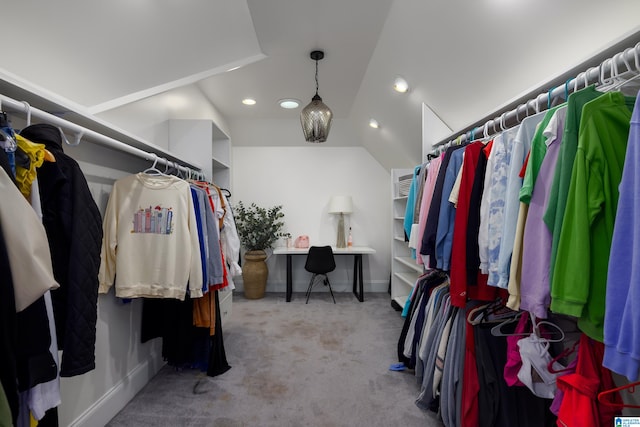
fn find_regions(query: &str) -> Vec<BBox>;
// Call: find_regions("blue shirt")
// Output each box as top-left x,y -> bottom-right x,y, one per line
435,147 -> 465,270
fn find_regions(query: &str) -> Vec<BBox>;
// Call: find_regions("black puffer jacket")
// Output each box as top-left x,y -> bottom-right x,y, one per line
21,123 -> 103,377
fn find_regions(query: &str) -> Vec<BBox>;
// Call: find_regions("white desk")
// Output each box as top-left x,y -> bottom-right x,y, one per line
273,246 -> 376,302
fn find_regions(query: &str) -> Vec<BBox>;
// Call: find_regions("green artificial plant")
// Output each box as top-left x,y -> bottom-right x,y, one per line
234,201 -> 290,251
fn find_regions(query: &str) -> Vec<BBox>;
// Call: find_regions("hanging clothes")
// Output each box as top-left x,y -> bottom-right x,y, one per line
543,86 -> 604,288
0,167 -> 59,311
465,140 -> 493,286
450,140 -> 505,307
416,153 -> 443,266
492,111 -> 546,289
403,165 -> 423,241
505,105 -> 565,311
435,147 -> 466,271
190,184 -> 224,290
556,334 -> 622,427
21,123 -> 103,378
219,190 -> 242,285
395,43 -> 640,426
551,91 -> 636,342
518,107 -> 567,317
474,319 -> 557,427
421,144 -> 465,268
14,134 -> 46,200
0,219 -> 19,426
190,186 -> 209,291
482,125 -> 518,278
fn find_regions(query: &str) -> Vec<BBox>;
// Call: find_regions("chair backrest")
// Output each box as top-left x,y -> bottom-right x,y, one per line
304,246 -> 336,274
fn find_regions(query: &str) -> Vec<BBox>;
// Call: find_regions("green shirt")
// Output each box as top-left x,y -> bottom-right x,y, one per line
544,86 -> 603,284
550,91 -> 635,341
519,104 -> 565,204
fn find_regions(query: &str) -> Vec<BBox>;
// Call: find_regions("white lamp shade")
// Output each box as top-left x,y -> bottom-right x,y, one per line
328,195 -> 353,214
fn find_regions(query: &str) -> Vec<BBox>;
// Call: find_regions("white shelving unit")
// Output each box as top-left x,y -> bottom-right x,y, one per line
390,168 -> 423,310
168,119 -> 231,187
168,119 -> 233,325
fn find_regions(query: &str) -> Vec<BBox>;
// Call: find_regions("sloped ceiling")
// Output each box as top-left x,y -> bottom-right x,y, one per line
1,0 -> 639,171
2,0 -> 263,109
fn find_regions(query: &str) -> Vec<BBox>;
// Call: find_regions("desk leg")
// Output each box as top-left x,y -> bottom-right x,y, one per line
286,254 -> 293,302
352,255 -> 364,302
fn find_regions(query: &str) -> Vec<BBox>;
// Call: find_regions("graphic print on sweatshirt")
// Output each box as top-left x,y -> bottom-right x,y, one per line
131,205 -> 174,234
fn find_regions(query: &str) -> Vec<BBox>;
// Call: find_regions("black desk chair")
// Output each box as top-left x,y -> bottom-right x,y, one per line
304,245 -> 336,304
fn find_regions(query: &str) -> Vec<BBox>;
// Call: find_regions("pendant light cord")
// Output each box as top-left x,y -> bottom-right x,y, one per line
315,60 -> 319,96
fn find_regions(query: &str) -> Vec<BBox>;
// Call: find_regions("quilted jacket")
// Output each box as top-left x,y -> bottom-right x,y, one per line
21,123 -> 103,377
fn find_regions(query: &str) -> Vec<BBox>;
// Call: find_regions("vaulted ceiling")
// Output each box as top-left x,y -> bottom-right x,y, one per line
2,0 -> 639,170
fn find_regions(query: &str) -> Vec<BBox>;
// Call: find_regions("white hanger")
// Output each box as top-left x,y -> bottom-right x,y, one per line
574,71 -> 587,92
21,101 -> 31,126
595,59 -> 620,92
491,117 -> 499,135
600,51 -> 640,94
490,312 -> 527,337
482,121 -> 490,141
530,98 -> 540,115
143,155 -> 165,175
489,311 -> 566,342
500,112 -> 507,131
515,104 -> 523,124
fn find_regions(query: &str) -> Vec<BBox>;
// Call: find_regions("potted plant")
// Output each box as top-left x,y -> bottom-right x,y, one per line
234,201 -> 290,299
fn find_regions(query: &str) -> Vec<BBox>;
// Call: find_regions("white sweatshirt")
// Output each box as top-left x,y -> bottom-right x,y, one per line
99,173 -> 203,300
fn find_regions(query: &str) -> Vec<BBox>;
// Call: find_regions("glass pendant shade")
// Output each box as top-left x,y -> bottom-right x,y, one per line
301,50 -> 333,143
301,94 -> 333,143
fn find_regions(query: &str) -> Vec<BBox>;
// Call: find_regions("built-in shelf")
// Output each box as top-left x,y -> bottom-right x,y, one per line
394,271 -> 420,287
168,119 -> 231,189
394,256 -> 423,273
390,168 -> 422,313
392,295 -> 410,309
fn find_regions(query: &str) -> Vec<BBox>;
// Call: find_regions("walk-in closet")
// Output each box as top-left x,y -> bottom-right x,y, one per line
1,1 -> 640,426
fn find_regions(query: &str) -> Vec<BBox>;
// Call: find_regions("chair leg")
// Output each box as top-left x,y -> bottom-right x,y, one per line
324,275 -> 336,304
306,274 -> 317,304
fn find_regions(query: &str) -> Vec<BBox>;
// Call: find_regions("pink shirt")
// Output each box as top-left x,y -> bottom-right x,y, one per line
416,153 -> 443,265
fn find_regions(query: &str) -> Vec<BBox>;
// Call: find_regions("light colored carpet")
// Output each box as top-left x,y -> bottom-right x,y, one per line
106,292 -> 442,427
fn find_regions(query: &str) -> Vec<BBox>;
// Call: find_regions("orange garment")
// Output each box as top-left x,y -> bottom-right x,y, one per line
193,291 -> 216,336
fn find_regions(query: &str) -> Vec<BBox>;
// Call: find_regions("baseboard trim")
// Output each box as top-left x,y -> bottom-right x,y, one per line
234,279 -> 389,294
69,358 -> 165,427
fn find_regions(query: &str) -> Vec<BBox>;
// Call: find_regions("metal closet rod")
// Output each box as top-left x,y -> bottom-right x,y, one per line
0,93 -> 205,180
433,41 -> 640,148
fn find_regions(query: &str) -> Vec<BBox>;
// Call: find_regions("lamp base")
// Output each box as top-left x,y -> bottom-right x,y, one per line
336,213 -> 346,248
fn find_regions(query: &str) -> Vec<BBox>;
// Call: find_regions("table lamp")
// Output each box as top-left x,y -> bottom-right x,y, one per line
328,195 -> 353,248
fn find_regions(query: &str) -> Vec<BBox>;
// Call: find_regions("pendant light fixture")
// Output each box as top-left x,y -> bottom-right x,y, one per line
300,50 -> 333,143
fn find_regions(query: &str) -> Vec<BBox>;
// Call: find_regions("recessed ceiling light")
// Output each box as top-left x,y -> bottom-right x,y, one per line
242,98 -> 256,106
369,119 -> 380,129
393,76 -> 409,93
278,98 -> 300,109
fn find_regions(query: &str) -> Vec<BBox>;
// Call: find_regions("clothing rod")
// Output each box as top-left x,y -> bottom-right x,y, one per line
433,40 -> 640,148
0,93 -> 205,179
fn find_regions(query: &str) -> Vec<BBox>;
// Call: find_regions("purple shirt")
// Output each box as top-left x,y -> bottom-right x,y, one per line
604,95 -> 640,382
520,107 -> 566,318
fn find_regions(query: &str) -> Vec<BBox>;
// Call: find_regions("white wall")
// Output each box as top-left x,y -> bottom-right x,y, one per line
230,118 -> 392,294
